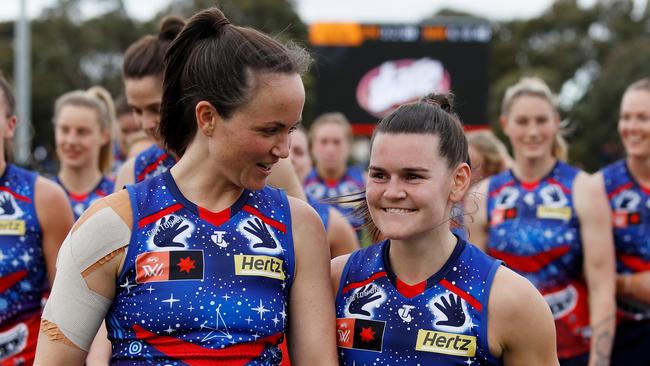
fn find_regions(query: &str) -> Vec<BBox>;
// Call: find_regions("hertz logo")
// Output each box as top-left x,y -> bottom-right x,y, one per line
0,220 -> 26,235
234,255 -> 285,280
415,330 -> 476,357
536,206 -> 571,221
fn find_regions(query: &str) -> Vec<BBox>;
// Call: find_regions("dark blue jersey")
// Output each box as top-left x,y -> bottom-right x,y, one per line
487,161 -> 589,359
0,164 -> 45,364
106,171 -> 295,365
307,193 -> 330,232
335,238 -> 502,365
133,145 -> 176,183
55,175 -> 114,220
304,166 -> 365,228
601,160 -> 650,321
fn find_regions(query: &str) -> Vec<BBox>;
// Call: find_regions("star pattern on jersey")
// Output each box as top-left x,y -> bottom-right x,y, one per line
252,299 -> 270,320
119,277 -> 136,293
162,293 -> 180,308
359,326 -> 375,343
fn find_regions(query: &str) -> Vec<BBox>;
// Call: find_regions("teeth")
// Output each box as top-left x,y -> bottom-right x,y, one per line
384,208 -> 414,213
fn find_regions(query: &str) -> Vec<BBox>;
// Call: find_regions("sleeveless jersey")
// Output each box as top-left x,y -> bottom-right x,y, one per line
0,165 -> 45,365
106,171 -> 295,365
601,159 -> 650,321
134,144 -> 176,183
304,166 -> 365,228
335,238 -> 502,365
55,176 -> 115,220
486,161 -> 589,359
307,193 -> 330,232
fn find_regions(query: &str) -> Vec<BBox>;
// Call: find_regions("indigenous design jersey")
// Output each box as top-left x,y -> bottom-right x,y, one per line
55,176 -> 114,220
0,164 -> 45,365
107,171 -> 295,365
601,159 -> 650,321
487,161 -> 589,359
134,144 -> 176,183
304,166 -> 364,228
335,239 -> 502,365
307,193 -> 330,232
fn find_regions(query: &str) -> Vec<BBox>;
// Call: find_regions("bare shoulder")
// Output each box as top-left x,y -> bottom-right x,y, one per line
288,195 -> 321,226
331,253 -> 352,294
35,175 -> 69,204
114,156 -> 136,192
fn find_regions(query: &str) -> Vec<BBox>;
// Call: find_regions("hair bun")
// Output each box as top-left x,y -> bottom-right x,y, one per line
420,92 -> 455,114
159,15 -> 186,41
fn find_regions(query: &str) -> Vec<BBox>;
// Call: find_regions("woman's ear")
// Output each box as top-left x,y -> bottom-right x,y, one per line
195,101 -> 219,137
450,162 -> 471,203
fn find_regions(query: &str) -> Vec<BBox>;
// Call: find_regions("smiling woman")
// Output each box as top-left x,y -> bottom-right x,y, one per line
331,93 -> 559,365
35,7 -> 337,366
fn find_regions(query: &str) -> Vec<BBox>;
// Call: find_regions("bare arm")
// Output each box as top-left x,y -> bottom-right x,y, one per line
35,177 -> 75,285
490,266 -> 559,366
269,158 -> 307,200
330,254 -> 351,296
617,271 -> 650,303
327,208 -> 359,258
113,157 -> 136,192
85,323 -> 111,366
465,178 -> 490,251
575,172 -> 616,366
287,197 -> 337,365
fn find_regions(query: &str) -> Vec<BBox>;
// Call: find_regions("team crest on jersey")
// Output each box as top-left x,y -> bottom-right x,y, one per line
344,284 -> 387,319
612,190 -> 642,228
537,184 -> 571,220
146,214 -> 194,251
239,217 -> 283,255
305,183 -> 326,200
0,192 -> 25,235
135,250 -> 204,283
0,323 -> 28,361
544,284 -> 578,319
336,318 -> 386,352
428,293 -> 472,333
495,186 -> 519,209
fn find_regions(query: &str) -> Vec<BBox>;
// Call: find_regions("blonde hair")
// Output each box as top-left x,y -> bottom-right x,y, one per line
53,86 -> 115,174
501,77 -> 567,161
308,112 -> 353,145
625,78 -> 650,93
467,130 -> 509,178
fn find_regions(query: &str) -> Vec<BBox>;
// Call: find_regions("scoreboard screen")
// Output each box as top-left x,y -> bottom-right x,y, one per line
309,21 -> 491,134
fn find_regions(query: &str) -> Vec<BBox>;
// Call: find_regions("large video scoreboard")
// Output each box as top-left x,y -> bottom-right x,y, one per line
309,21 -> 491,134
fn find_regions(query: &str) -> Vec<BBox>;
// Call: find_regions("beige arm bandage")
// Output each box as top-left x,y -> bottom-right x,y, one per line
42,207 -> 131,351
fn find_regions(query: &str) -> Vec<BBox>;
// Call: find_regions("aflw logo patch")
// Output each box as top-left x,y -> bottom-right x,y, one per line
336,318 -> 386,352
135,250 -> 204,283
234,255 -> 285,280
415,330 -> 476,357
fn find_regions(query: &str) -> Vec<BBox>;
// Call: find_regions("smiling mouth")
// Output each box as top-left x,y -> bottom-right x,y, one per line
257,163 -> 273,172
383,208 -> 416,213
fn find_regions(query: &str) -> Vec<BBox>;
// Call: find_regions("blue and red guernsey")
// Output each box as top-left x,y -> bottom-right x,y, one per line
306,193 -> 330,232
602,159 -> 650,321
487,161 -> 588,359
304,166 -> 364,228
134,145 -> 176,183
55,176 -> 115,220
335,238 -> 502,365
0,165 -> 45,365
107,171 -> 295,365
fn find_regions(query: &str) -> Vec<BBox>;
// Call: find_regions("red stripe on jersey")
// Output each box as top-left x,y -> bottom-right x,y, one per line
0,186 -> 32,203
137,153 -> 170,182
243,205 -> 286,233
488,245 -> 570,273
0,270 -> 28,292
440,278 -> 482,312
546,178 -> 571,194
607,182 -> 634,200
132,324 -> 282,366
68,192 -> 89,202
395,277 -> 426,299
520,180 -> 540,191
619,253 -> 650,272
95,189 -> 108,197
138,203 -> 184,228
342,271 -> 387,295
198,206 -> 231,227
489,180 -> 515,197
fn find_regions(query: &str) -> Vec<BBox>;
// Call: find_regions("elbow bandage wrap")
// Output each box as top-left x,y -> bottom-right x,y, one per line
42,207 -> 131,351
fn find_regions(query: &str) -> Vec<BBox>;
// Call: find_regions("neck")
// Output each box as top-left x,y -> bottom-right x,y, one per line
58,165 -> 103,194
512,154 -> 556,182
387,225 -> 457,285
627,156 -> 650,187
171,141 -> 243,212
317,164 -> 345,181
0,158 -> 6,178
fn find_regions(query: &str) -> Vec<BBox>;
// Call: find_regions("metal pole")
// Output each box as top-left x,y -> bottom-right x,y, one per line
14,0 -> 31,166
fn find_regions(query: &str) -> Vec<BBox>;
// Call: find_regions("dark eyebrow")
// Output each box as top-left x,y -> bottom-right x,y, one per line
368,166 -> 430,173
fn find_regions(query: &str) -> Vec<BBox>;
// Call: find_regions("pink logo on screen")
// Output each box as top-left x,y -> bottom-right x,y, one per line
356,58 -> 451,118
